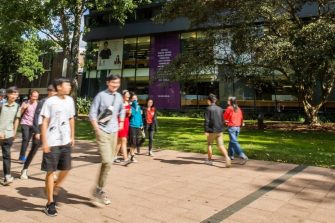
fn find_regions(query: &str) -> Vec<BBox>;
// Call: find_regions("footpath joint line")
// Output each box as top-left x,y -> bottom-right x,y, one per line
201,165 -> 307,223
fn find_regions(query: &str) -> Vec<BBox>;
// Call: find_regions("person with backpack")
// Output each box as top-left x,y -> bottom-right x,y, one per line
142,98 -> 158,156
0,87 -> 21,185
223,96 -> 248,163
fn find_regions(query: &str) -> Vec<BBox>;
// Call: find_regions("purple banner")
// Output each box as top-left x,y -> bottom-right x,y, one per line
149,34 -> 181,109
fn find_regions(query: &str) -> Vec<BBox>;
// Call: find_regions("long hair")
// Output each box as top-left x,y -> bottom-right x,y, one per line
146,98 -> 155,109
228,96 -> 239,112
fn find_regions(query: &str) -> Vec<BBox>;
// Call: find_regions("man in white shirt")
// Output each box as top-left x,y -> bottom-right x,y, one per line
40,78 -> 75,217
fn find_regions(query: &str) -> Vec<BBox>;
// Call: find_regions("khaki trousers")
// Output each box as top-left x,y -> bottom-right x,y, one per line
96,130 -> 117,188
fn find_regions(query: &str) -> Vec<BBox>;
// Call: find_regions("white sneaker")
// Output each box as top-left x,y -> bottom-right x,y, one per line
3,175 -> 14,185
20,169 -> 29,180
225,157 -> 232,168
148,151 -> 154,157
91,189 -> 111,208
204,160 -> 213,166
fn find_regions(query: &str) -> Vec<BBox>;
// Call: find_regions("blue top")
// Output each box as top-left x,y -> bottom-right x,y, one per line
129,100 -> 143,128
89,90 -> 125,134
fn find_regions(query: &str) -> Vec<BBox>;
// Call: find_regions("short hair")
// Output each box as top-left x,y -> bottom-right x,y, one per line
129,91 -> 136,99
106,74 -> 121,82
53,78 -> 71,92
47,84 -> 56,91
208,93 -> 217,103
6,86 -> 19,94
104,41 -> 108,45
30,90 -> 39,96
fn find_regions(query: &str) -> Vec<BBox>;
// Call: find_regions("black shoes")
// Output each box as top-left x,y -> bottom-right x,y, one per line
44,202 -> 58,217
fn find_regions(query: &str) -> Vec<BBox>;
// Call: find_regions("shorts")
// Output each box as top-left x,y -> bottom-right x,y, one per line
41,144 -> 72,172
207,132 -> 224,146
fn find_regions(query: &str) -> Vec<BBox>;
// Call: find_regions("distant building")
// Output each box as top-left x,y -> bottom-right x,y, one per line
81,1 -> 335,112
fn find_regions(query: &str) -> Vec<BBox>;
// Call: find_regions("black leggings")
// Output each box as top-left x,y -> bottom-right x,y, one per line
23,135 -> 41,170
20,124 -> 34,157
146,124 -> 154,152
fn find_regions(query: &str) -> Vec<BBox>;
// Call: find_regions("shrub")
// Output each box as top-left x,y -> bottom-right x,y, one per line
77,97 -> 92,115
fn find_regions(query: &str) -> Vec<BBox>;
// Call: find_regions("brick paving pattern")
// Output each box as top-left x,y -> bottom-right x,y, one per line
0,139 -> 334,223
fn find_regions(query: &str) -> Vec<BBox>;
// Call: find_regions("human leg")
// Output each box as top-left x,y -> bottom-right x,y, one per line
1,138 -> 14,185
216,133 -> 231,167
19,124 -> 33,160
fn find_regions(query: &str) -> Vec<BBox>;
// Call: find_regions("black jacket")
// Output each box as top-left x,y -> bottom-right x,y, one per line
142,107 -> 158,131
204,104 -> 224,133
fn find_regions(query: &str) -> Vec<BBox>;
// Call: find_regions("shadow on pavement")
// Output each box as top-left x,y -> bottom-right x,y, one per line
15,187 -> 92,206
0,194 -> 44,212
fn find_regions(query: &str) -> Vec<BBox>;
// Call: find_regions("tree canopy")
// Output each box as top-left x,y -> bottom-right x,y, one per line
158,0 -> 335,125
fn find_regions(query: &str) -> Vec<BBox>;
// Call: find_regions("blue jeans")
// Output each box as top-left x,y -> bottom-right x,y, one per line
227,127 -> 244,157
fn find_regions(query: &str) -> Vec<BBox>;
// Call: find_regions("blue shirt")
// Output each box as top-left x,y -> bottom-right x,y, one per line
129,100 -> 143,128
89,90 -> 125,134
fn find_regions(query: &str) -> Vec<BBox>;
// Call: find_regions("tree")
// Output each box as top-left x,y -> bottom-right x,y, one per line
17,36 -> 45,81
1,0 -> 149,93
157,0 -> 335,125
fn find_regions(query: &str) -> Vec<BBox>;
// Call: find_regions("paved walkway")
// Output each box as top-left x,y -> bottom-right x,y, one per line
0,139 -> 334,223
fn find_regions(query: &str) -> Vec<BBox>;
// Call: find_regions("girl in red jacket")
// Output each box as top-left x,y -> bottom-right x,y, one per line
223,97 -> 248,163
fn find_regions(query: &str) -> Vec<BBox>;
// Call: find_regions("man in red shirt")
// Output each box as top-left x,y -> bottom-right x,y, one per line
223,97 -> 248,163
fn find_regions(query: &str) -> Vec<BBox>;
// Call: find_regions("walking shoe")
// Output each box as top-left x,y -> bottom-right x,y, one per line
239,153 -> 249,165
91,190 -> 111,208
204,159 -> 213,166
225,157 -> 232,168
136,148 -> 141,154
20,169 -> 29,180
148,151 -> 154,157
44,202 -> 58,217
18,156 -> 27,163
230,156 -> 235,160
113,158 -> 121,164
3,175 -> 14,186
130,156 -> 138,163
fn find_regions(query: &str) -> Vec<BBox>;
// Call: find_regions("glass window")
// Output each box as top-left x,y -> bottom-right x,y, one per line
136,36 -> 150,68
123,38 -> 137,68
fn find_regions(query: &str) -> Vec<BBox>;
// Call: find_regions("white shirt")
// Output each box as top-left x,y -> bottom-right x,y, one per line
40,95 -> 75,147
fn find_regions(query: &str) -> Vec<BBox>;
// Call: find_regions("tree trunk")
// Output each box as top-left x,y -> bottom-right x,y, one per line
301,99 -> 321,126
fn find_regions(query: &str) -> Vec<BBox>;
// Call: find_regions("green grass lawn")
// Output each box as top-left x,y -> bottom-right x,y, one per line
75,117 -> 335,168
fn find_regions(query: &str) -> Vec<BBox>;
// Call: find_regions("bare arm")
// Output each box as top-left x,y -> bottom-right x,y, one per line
70,117 -> 75,146
41,116 -> 50,153
90,119 -> 101,136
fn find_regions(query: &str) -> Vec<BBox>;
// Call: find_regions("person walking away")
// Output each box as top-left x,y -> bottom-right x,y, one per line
89,74 -> 125,207
204,93 -> 231,167
129,92 -> 143,162
223,97 -> 248,163
20,85 -> 57,180
19,90 -> 39,163
40,78 -> 75,216
0,87 -> 21,185
115,90 -> 131,164
142,98 -> 158,156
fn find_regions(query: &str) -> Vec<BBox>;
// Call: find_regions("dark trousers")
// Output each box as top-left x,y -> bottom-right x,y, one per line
23,136 -> 41,170
146,124 -> 154,152
20,124 -> 34,157
1,137 -> 14,176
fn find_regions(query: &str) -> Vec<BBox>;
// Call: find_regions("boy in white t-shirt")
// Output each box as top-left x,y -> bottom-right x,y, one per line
40,78 -> 75,217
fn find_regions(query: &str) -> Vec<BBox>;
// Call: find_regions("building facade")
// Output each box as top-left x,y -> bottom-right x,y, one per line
82,1 -> 335,112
